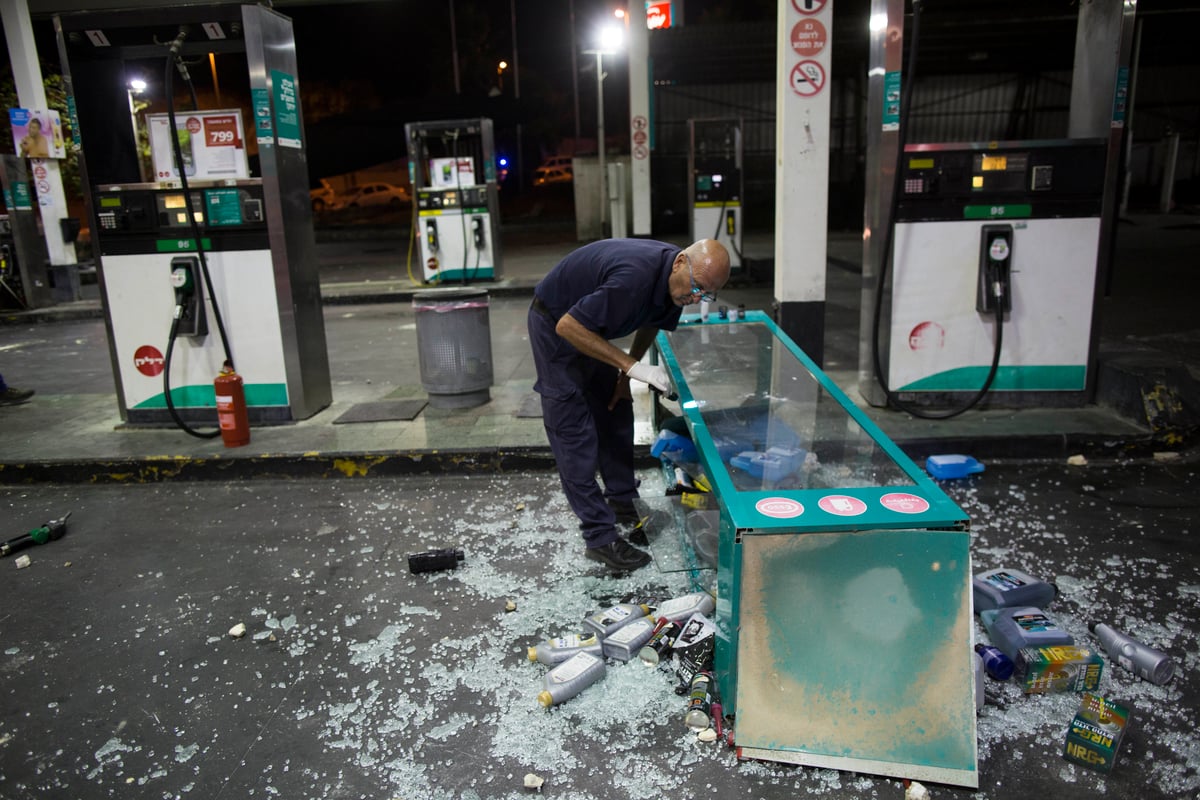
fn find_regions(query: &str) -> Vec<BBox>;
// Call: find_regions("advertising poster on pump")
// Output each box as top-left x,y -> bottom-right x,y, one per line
147,110 -> 249,181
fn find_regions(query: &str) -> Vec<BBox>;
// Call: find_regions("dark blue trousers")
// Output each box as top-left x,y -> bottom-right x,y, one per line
528,307 -> 638,548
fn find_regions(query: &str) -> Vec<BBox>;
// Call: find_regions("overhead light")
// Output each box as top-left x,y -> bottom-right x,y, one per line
598,24 -> 623,52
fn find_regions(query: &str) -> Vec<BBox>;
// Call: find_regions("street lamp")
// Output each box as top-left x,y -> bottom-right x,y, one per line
584,24 -> 623,236
497,60 -> 508,92
127,78 -> 148,179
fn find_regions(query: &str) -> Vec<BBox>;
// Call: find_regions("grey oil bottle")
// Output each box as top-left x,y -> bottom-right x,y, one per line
583,603 -> 651,638
537,651 -> 607,707
528,632 -> 603,667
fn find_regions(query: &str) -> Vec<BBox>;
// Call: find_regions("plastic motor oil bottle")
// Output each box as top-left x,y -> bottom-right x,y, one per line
537,650 -> 607,708
583,602 -> 651,639
652,592 -> 716,624
602,617 -> 658,662
973,567 -> 1058,612
528,632 -> 603,667
980,607 -> 1074,660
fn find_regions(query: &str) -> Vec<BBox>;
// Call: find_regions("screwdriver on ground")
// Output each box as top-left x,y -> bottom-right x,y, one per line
2,512 -> 72,557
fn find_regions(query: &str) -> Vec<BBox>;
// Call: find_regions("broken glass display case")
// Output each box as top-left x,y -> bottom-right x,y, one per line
649,310 -> 978,789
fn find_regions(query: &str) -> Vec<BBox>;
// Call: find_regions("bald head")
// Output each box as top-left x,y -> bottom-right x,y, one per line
684,239 -> 732,293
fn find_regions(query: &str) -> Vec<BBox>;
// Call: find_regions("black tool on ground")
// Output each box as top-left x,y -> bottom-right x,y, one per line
408,547 -> 465,574
2,512 -> 72,557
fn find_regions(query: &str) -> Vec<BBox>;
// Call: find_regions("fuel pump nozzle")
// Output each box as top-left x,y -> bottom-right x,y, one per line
171,256 -> 208,337
977,225 -> 1014,315
2,512 -> 71,557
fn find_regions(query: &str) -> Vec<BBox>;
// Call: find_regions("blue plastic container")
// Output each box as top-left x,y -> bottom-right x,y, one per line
925,454 -> 985,480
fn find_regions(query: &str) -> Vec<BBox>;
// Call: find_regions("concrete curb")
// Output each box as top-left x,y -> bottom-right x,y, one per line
0,426 -> 1190,485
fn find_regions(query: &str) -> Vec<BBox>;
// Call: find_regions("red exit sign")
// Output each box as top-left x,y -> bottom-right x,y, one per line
646,1 -> 673,29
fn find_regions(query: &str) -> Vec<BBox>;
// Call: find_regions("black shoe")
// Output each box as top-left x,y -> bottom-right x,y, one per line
0,387 -> 34,406
585,538 -> 652,571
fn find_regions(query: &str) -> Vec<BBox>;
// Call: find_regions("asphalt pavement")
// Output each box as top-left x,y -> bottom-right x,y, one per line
0,456 -> 1196,799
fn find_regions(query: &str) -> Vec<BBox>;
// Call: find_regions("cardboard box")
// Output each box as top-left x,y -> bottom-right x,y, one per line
1062,694 -> 1131,773
1014,645 -> 1104,694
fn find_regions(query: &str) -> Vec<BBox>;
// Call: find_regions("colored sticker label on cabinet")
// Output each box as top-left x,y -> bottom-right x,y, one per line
880,493 -> 931,514
818,495 -> 868,517
756,497 -> 805,519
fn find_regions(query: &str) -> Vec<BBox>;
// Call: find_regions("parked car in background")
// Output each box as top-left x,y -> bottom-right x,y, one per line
310,179 -> 337,212
330,182 -> 410,210
533,166 -> 573,186
538,155 -> 573,171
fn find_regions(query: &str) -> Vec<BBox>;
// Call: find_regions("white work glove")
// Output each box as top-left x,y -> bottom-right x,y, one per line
625,362 -> 672,394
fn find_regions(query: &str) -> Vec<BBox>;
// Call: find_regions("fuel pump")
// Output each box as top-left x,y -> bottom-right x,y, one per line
406,119 -> 502,283
0,218 -> 25,309
688,118 -> 743,272
0,156 -> 52,309
55,5 -> 331,431
862,0 -> 1121,417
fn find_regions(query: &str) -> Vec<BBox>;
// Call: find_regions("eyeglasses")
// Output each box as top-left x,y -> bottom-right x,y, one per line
685,253 -> 717,302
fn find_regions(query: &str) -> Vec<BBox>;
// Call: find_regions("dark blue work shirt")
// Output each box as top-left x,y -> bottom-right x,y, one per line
534,239 -> 682,341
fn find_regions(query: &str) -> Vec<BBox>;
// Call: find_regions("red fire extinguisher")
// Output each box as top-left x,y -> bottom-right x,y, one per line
214,360 -> 250,448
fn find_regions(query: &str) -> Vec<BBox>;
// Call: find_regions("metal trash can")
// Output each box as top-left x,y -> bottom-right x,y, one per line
413,288 -> 494,409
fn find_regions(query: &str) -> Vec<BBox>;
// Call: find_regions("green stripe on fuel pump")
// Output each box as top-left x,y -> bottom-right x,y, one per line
156,238 -> 214,252
963,205 -> 1032,220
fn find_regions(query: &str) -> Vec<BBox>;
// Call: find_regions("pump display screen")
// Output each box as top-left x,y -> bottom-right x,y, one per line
100,196 -> 122,208
158,194 -> 204,227
980,155 -> 1008,171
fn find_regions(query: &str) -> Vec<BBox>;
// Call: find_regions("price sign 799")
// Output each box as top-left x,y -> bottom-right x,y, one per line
203,115 -> 241,148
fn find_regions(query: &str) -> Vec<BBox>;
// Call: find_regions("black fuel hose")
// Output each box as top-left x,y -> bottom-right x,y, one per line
869,0 -> 1003,420
161,27 -> 234,438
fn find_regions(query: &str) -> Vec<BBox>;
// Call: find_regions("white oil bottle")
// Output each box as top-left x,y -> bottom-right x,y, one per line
652,592 -> 715,624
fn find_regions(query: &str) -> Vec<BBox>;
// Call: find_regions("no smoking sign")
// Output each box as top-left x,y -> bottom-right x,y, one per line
789,60 -> 825,97
791,0 -> 827,14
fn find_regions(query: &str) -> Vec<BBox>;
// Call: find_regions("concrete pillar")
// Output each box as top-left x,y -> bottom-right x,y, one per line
774,0 -> 834,365
627,7 -> 652,235
1,0 -> 76,267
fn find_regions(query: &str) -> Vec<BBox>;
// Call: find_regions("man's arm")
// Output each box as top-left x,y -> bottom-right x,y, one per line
627,326 -> 660,365
556,313 -> 644,373
557,314 -> 671,393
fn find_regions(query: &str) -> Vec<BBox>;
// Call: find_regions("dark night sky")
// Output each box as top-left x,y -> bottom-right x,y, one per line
285,0 -> 775,96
